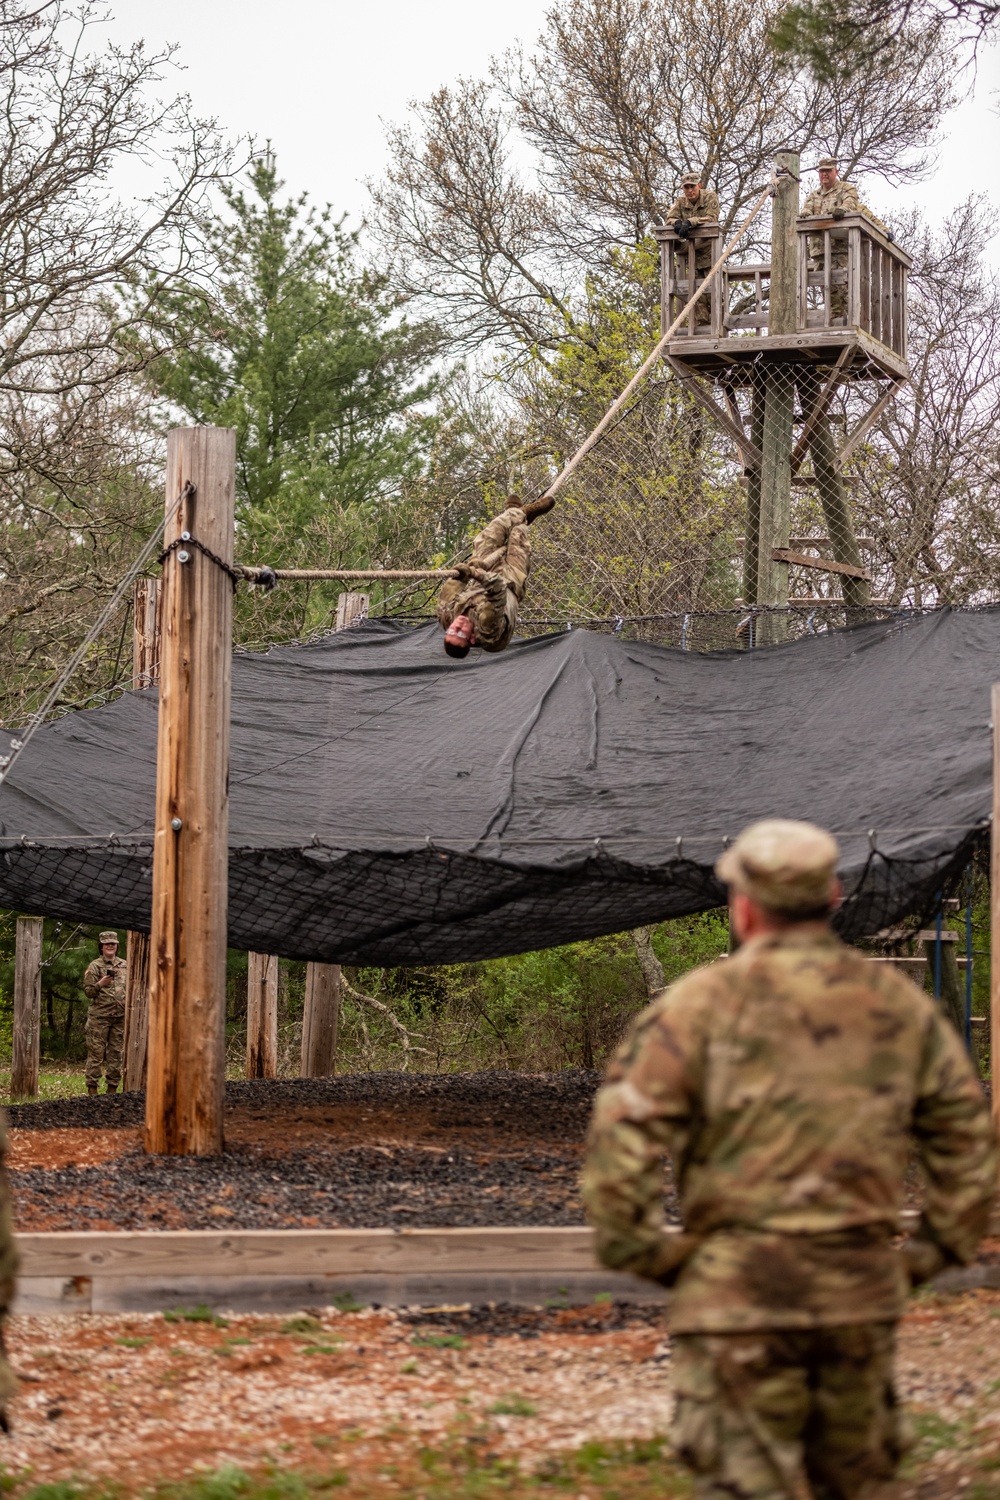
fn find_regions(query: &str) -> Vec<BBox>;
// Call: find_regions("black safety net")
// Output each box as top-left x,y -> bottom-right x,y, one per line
0,609 -> 992,963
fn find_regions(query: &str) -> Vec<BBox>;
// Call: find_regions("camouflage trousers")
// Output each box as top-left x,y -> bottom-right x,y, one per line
437,574 -> 518,653
672,1323 -> 906,1499
85,997 -> 125,1088
810,247 -> 848,321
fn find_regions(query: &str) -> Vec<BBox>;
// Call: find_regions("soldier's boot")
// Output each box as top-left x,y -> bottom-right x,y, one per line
104,1082 -> 120,1095
86,1084 -> 98,1097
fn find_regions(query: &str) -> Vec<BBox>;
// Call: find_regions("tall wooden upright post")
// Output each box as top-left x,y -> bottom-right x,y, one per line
991,683 -> 1000,1124
145,428 -> 235,1156
299,590 -> 368,1077
123,577 -> 161,1091
11,915 -> 43,1100
755,151 -> 799,646
246,952 -> 278,1079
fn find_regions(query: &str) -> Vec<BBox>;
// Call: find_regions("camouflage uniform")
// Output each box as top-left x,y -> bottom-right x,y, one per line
800,166 -> 889,321
582,820 -> 996,1500
83,934 -> 127,1092
436,505 -> 532,653
665,179 -> 721,328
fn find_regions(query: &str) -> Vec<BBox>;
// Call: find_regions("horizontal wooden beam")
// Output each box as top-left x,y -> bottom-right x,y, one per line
772,549 -> 871,581
16,1226 -> 598,1280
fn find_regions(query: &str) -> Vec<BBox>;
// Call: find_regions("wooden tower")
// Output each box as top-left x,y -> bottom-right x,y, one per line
655,151 -> 910,643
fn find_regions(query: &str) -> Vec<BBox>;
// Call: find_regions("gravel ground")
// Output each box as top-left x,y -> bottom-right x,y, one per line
7,1072 -> 607,1231
1,1286 -> 998,1496
4,1071 -> 929,1233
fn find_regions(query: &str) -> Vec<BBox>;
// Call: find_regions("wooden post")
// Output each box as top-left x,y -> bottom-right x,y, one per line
246,953 -> 279,1079
301,962 -> 342,1077
299,589 -> 368,1077
145,428 -> 235,1156
755,151 -> 799,646
123,577 -> 160,1092
742,386 -> 765,611
11,915 -> 43,1099
335,591 -> 368,631
992,683 -> 1000,1125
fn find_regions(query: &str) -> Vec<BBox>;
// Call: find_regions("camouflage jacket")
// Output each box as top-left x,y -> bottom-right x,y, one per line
665,188 -> 720,226
582,928 -> 996,1333
800,180 -> 889,236
83,955 -> 127,1006
469,506 -> 532,603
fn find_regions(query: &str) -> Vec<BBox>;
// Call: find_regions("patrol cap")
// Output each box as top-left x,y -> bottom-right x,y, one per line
98,930 -> 119,944
680,171 -> 702,186
816,155 -> 838,170
715,819 -> 839,913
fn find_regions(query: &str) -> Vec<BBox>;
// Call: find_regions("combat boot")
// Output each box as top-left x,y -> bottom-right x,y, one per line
86,1084 -> 98,1097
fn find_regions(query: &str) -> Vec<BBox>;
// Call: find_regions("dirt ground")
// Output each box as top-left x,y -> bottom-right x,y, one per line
5,1072 -> 925,1232
5,1073 -> 600,1231
0,1289 -> 999,1496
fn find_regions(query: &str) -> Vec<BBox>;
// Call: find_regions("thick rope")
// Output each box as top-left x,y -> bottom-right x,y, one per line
238,566 -> 458,584
540,178 -> 779,503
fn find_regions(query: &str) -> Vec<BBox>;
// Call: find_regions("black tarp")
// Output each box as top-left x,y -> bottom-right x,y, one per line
0,610 -> 992,963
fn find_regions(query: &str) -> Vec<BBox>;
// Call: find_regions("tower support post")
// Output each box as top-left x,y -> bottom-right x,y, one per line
755,151 -> 799,645
145,427 -> 235,1156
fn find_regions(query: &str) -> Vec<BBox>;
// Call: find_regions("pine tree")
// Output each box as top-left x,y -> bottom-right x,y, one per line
145,153 -> 441,549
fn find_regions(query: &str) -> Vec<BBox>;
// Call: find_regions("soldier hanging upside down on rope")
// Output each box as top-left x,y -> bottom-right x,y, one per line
437,495 -> 554,658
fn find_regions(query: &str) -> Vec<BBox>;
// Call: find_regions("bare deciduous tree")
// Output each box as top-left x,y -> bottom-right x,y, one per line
0,0 -> 238,403
851,200 -> 1000,607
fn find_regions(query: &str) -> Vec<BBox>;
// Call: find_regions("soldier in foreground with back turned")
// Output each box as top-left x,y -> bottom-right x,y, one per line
82,930 -> 127,1096
582,819 -> 997,1500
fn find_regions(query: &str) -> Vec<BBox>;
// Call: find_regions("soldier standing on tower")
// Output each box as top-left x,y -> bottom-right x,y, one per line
664,173 -> 721,329
800,156 -> 889,320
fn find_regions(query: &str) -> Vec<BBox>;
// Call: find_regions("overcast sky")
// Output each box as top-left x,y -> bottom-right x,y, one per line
112,0 -> 998,243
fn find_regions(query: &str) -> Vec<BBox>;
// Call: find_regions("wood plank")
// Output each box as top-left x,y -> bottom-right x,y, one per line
663,355 -> 763,468
790,344 -> 852,474
145,428 -> 236,1157
15,1227 -> 601,1279
771,549 -> 871,581
835,379 -> 905,472
11,916 -> 42,1099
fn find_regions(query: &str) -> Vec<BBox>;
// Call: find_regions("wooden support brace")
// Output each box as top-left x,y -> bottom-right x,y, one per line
771,549 -> 871,581
664,356 -> 764,470
835,379 -> 905,472
789,345 -> 852,476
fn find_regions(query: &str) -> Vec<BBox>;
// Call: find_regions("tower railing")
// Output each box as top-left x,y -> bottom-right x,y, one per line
657,215 -> 910,362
